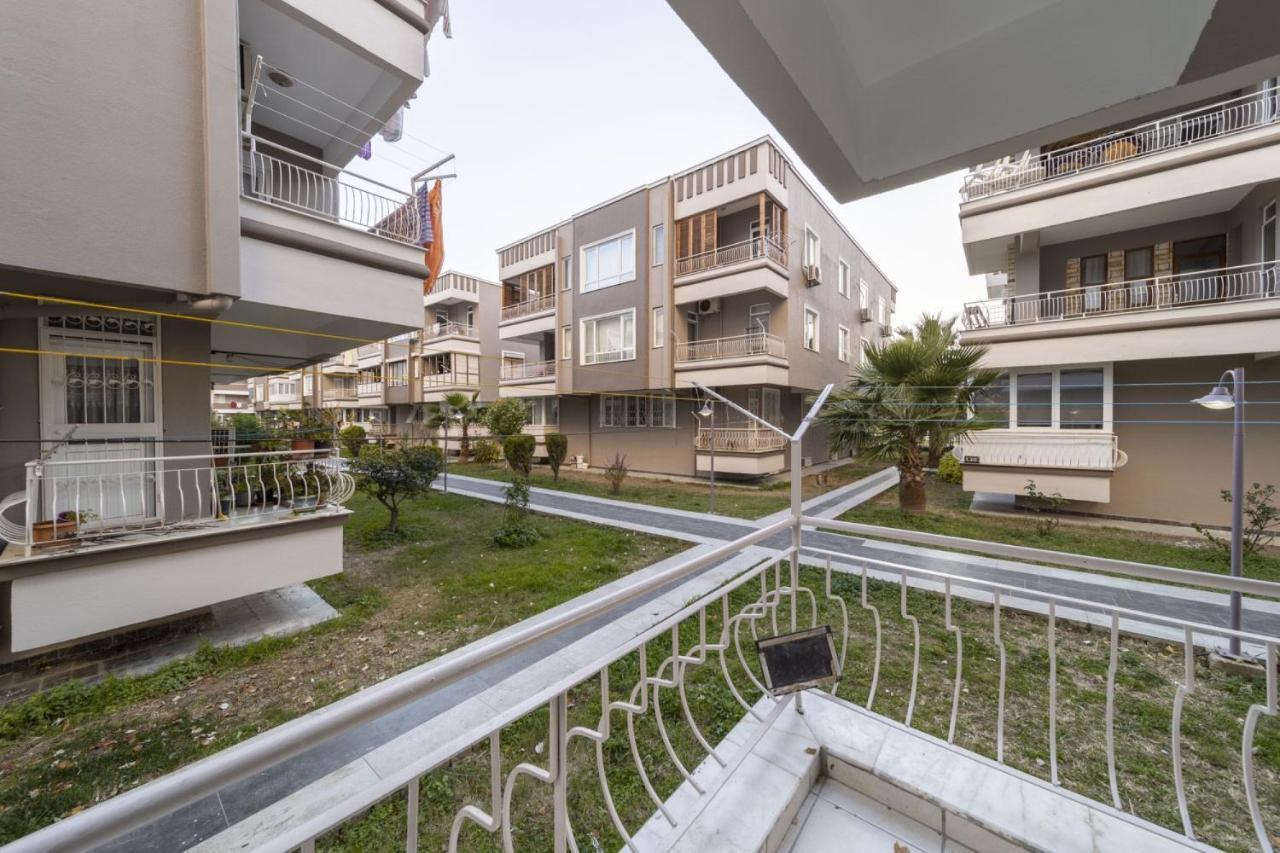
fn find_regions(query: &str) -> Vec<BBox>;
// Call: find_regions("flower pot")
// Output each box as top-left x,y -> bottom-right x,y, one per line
290,495 -> 319,513
219,496 -> 234,516
235,491 -> 251,508
291,438 -> 316,453
32,519 -> 77,544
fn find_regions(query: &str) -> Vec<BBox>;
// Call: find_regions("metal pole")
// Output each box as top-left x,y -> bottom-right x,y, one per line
442,419 -> 449,493
708,402 -> 716,514
789,437 -> 801,632
1229,367 -> 1244,657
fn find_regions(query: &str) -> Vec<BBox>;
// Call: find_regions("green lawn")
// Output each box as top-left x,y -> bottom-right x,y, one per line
448,458 -> 889,520
0,493 -> 685,843
840,474 -> 1280,584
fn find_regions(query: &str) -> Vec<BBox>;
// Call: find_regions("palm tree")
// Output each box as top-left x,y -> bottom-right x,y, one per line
429,391 -> 482,462
821,314 -> 997,514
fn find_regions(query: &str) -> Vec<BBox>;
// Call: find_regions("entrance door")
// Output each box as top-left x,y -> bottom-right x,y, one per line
1173,235 -> 1227,303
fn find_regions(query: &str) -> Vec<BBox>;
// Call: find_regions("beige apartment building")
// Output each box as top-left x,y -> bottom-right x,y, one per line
494,138 -> 897,477
954,79 -> 1280,527
0,0 -> 449,659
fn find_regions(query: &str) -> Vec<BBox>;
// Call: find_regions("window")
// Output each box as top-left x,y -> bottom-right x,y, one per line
525,397 -> 559,426
878,296 -> 889,325
1015,372 -> 1053,427
860,336 -> 871,361
1124,247 -> 1154,306
748,303 -> 771,335
581,230 -> 636,292
651,224 -> 666,266
652,306 -> 665,348
1006,368 -> 1108,430
803,227 -> 820,267
747,387 -> 782,425
581,309 -> 636,364
686,311 -> 699,342
562,255 -> 572,290
1059,368 -> 1105,429
803,307 -> 819,351
1081,254 -> 1107,311
599,394 -> 676,428
561,325 -> 572,360
858,279 -> 869,310
386,360 -> 408,387
303,373 -> 313,395
837,326 -> 851,362
837,259 -> 851,298
973,374 -> 1010,429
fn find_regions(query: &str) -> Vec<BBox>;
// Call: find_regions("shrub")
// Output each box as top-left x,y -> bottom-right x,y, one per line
348,444 -> 442,533
545,433 -> 568,482
485,397 -> 529,440
503,435 -> 536,477
1194,482 -> 1279,564
1023,479 -> 1065,536
471,438 -> 500,465
339,424 -> 367,458
493,476 -> 542,548
603,452 -> 628,495
936,453 -> 963,485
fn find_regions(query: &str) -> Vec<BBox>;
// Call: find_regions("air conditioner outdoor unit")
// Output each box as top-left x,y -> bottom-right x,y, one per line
697,298 -> 721,315
858,307 -> 872,322
803,264 -> 822,286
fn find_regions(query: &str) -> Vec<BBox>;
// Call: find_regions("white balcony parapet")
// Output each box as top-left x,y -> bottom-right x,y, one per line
357,380 -> 384,396
500,359 -> 555,381
952,429 -> 1128,471
500,293 -> 556,323
241,134 -> 421,246
676,331 -> 786,362
17,505 -> 1280,853
694,425 -> 787,453
675,235 -> 787,277
0,449 -> 354,558
962,262 -> 1280,330
424,321 -> 476,340
423,367 -> 480,388
961,85 -> 1280,202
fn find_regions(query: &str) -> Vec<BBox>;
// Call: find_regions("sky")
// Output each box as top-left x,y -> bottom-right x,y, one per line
369,0 -> 987,324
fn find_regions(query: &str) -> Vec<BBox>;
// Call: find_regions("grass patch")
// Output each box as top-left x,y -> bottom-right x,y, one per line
841,474 -> 1280,583
0,492 -> 684,843
449,458 -> 889,520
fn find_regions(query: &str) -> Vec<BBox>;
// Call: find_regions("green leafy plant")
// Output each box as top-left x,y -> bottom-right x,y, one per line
936,453 -> 963,485
1023,479 -> 1065,535
428,392 -> 483,461
493,476 -> 542,548
471,438 -> 500,465
1193,482 -> 1280,563
339,424 -> 367,458
820,313 -> 997,514
503,435 -> 535,477
545,433 -> 568,482
484,397 -> 529,440
347,445 -> 442,533
604,452 -> 629,495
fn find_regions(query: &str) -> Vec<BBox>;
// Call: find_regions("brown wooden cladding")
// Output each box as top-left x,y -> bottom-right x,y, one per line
503,263 -> 554,306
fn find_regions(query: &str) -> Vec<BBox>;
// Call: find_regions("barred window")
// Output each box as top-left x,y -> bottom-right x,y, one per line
599,394 -> 676,428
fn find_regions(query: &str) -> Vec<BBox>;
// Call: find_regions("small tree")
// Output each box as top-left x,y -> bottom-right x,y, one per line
604,452 -> 629,495
485,397 -> 529,441
1194,482 -> 1280,563
429,392 -> 482,462
348,444 -> 442,533
493,476 -> 542,548
339,424 -> 367,457
504,435 -> 535,477
1022,479 -> 1065,536
545,433 -> 568,482
471,439 -> 500,464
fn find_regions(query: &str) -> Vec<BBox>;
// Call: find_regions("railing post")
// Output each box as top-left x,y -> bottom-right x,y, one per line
789,438 -> 801,632
551,692 -> 569,853
23,462 -> 37,557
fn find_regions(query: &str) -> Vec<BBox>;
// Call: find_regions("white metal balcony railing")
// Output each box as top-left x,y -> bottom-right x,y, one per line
676,331 -> 786,362
500,359 -> 556,381
675,235 -> 788,277
961,85 -> 1280,202
952,429 -> 1128,471
241,134 -> 421,246
423,367 -> 480,389
357,380 -> 385,396
427,276 -> 479,297
16,503 -> 1278,853
962,262 -> 1280,330
500,293 -> 556,323
0,449 -> 354,557
694,425 -> 788,453
425,321 -> 476,339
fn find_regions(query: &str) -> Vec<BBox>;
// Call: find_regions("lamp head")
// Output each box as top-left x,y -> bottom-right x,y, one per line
1192,385 -> 1234,410
697,401 -> 713,418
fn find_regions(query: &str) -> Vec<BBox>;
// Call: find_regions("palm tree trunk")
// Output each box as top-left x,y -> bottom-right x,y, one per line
459,423 -> 471,462
898,448 -> 927,514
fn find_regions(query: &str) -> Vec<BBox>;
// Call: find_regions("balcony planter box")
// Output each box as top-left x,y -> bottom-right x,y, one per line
291,438 -> 316,453
289,496 -> 320,513
32,519 -> 77,544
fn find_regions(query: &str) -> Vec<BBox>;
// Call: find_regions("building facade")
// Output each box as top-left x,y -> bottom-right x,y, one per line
0,0 -> 449,659
495,138 -> 897,477
955,79 -> 1280,527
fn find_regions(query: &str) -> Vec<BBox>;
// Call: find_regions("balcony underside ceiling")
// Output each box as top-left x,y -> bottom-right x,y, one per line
667,0 -> 1280,200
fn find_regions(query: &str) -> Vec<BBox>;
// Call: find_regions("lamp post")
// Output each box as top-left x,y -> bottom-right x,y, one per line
441,409 -> 462,493
696,399 -> 716,514
1192,367 -> 1245,658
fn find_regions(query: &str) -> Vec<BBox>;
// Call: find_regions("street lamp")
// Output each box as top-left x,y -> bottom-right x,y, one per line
1192,367 -> 1245,657
696,399 -> 716,514
441,409 -> 463,493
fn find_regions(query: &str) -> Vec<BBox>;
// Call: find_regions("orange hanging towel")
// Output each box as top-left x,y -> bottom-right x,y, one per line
423,180 -> 445,294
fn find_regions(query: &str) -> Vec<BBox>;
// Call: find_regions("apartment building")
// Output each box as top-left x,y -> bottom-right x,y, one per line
495,138 -> 897,477
0,1 -> 448,659
953,80 -> 1280,526
211,381 -> 252,417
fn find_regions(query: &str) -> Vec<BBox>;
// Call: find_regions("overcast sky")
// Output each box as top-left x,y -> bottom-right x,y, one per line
371,0 -> 987,324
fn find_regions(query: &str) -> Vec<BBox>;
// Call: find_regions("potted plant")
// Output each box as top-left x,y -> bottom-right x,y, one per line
32,509 -> 96,543
215,471 -> 235,517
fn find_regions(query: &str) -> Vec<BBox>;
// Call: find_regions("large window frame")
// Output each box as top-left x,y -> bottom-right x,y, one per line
803,226 -> 820,268
837,259 -> 851,298
598,394 -> 676,429
651,223 -> 666,267
580,229 -> 636,293
803,306 -> 820,352
580,308 -> 637,365
1001,365 -> 1113,431
837,325 -> 851,363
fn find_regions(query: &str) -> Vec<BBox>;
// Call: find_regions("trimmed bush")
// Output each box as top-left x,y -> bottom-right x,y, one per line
471,438 -> 500,465
545,433 -> 569,481
339,424 -> 367,458
503,435 -> 536,477
485,398 -> 529,440
936,453 -> 963,484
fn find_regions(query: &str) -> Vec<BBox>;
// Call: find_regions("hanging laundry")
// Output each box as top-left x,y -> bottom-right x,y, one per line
379,108 -> 404,143
423,181 -> 445,294
357,140 -> 372,160
416,182 -> 433,247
